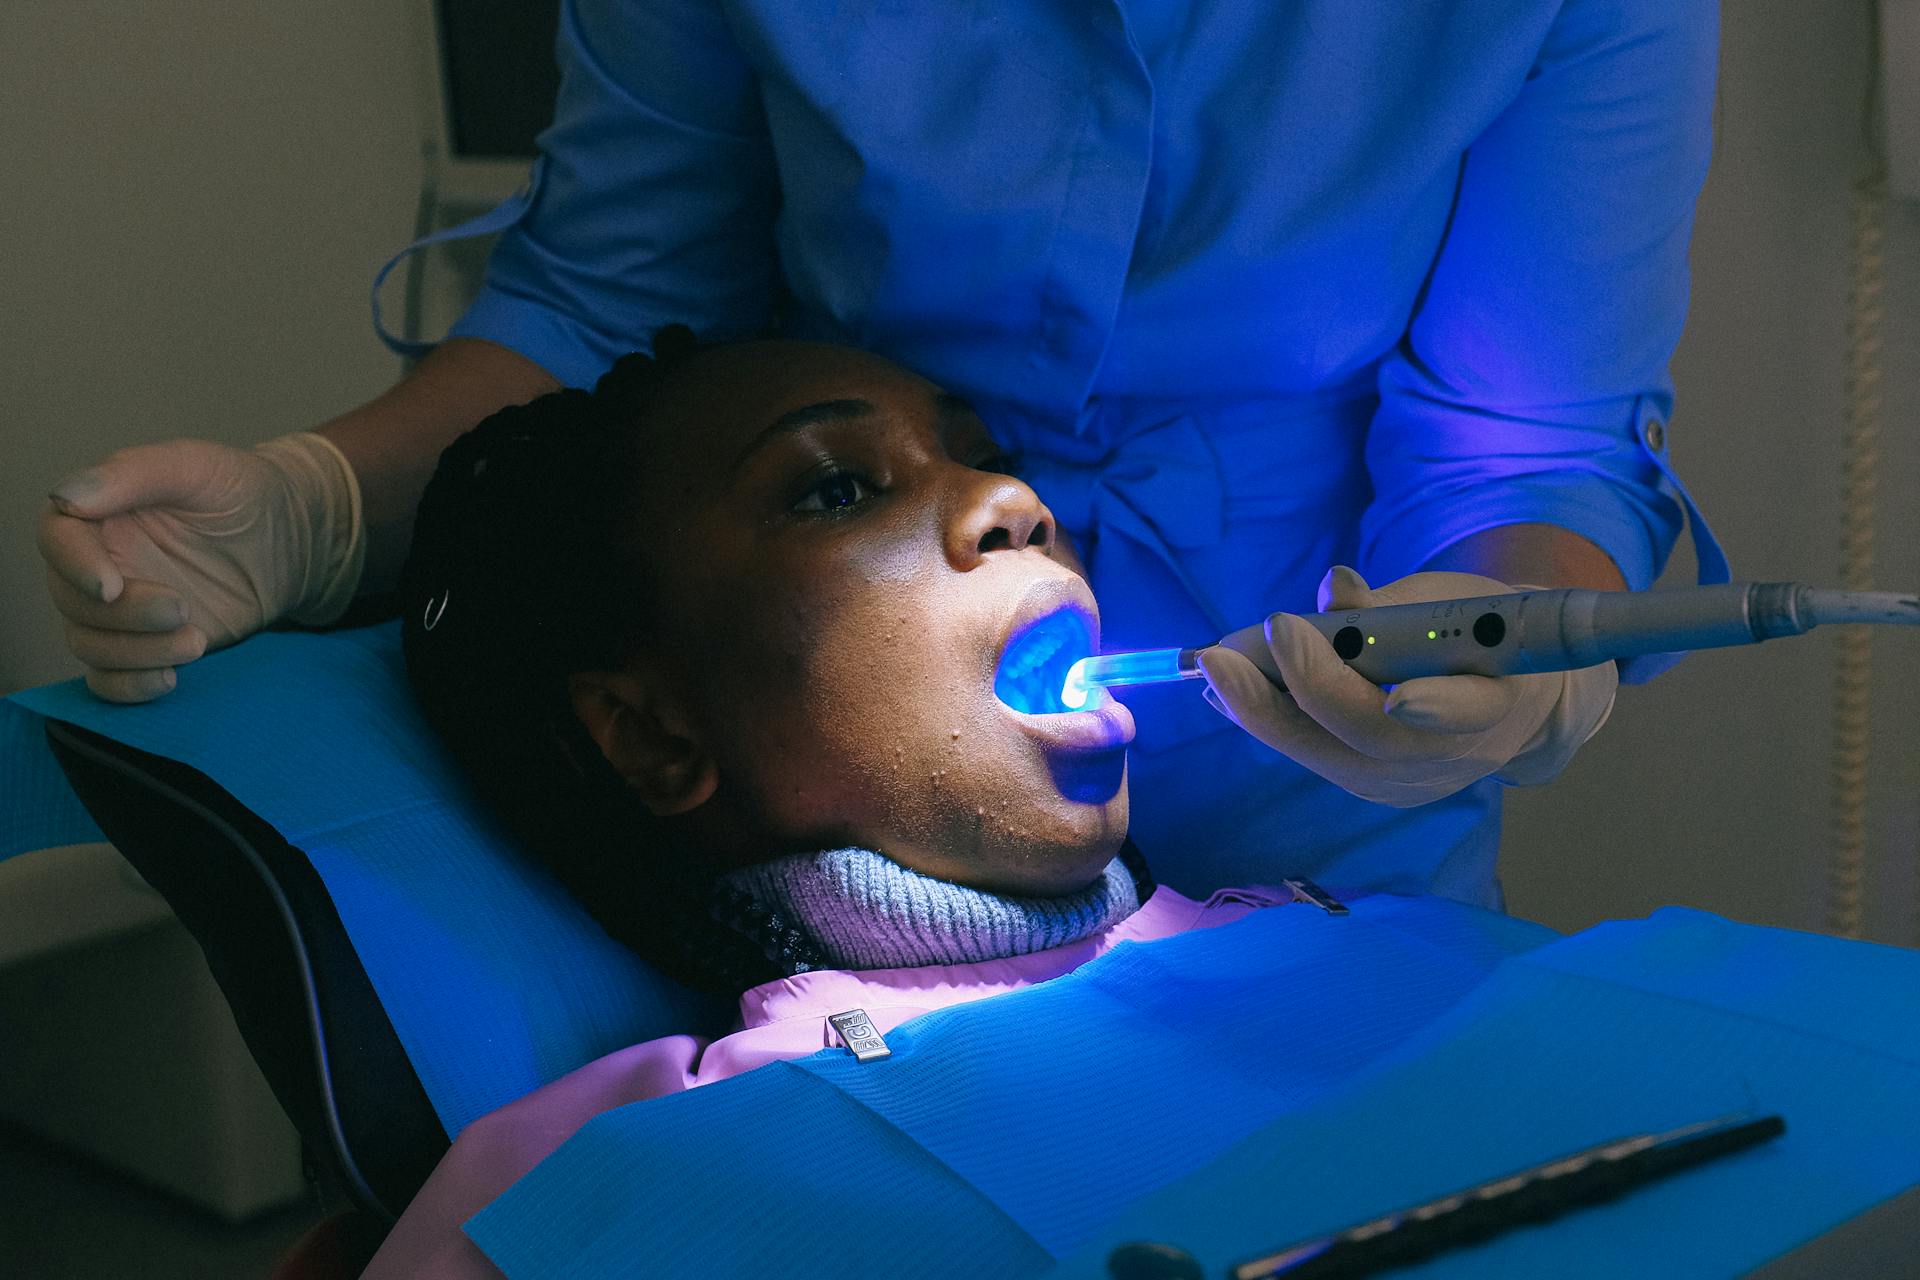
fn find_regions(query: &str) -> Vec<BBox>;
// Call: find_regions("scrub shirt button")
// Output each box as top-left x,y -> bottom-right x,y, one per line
1644,418 -> 1667,452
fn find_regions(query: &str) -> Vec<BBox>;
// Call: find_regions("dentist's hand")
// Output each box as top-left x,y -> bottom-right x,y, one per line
1196,566 -> 1618,807
37,433 -> 365,703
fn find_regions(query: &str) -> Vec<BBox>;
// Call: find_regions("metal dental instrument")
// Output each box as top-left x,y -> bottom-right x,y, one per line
1059,583 -> 1920,707
1227,1110 -> 1788,1279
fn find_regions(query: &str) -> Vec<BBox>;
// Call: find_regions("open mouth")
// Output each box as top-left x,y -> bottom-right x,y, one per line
994,608 -> 1096,715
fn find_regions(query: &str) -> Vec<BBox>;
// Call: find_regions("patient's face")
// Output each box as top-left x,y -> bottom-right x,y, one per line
612,341 -> 1131,896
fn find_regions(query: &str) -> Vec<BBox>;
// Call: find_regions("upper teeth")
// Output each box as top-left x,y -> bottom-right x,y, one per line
1004,626 -> 1065,681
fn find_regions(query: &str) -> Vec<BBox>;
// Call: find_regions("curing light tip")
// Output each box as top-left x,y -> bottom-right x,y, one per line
1058,648 -> 1204,707
1060,659 -> 1094,711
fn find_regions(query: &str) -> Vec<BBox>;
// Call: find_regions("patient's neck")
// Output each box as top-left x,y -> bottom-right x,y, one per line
723,847 -> 1144,972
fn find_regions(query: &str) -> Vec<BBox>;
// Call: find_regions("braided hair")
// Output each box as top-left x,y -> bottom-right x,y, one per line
400,326 -> 827,997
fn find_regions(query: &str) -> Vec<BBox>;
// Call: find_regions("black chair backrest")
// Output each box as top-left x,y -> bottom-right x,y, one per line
45,720 -> 447,1224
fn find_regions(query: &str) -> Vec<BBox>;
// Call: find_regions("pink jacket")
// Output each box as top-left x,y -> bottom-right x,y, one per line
362,884 -> 1290,1279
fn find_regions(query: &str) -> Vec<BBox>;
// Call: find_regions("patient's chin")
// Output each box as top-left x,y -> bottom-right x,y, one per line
1013,834 -> 1129,897
1014,787 -> 1129,896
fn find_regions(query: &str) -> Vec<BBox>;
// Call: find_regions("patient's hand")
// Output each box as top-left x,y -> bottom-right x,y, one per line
1197,566 -> 1618,807
38,434 -> 364,702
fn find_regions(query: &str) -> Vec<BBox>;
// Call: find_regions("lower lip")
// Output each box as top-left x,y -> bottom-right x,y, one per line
1004,694 -> 1136,752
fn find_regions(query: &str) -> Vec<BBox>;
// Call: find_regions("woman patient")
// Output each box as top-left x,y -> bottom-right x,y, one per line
364,328 -> 1296,1277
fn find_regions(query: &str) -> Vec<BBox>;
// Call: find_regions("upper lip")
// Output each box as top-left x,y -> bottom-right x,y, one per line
994,575 -> 1100,674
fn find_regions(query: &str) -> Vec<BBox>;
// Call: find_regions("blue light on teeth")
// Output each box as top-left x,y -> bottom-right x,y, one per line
1059,648 -> 1205,709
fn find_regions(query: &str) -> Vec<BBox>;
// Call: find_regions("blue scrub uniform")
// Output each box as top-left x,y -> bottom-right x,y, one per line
388,0 -> 1726,906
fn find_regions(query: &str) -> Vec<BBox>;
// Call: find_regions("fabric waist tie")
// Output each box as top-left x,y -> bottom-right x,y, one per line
371,159 -> 545,360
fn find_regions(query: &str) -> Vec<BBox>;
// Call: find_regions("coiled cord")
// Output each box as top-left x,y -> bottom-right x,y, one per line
1827,1 -> 1891,941
1828,165 -> 1886,941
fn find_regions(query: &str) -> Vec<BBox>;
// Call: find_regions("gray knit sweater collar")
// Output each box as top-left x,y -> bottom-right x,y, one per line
723,847 -> 1142,971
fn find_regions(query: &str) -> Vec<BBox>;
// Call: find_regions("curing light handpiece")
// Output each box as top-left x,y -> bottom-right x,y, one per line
1059,582 -> 1920,703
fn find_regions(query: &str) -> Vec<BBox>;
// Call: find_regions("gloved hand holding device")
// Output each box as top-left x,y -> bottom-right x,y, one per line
37,433 -> 366,703
1197,565 -> 1618,807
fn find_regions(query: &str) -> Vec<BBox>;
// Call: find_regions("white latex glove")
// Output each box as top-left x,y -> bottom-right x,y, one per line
1196,566 -> 1619,807
37,432 -> 366,703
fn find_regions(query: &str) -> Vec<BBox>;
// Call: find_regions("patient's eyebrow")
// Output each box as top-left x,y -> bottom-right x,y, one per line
732,399 -> 877,471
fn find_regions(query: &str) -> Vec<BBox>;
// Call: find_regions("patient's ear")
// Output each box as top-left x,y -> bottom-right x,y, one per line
566,670 -> 719,816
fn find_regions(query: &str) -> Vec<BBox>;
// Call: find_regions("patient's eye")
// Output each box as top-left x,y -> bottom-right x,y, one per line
793,470 -> 878,513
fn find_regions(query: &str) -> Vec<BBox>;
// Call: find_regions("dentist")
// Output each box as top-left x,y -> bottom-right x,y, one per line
37,0 -> 1725,907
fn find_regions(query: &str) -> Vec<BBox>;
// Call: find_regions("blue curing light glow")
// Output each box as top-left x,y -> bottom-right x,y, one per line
1060,659 -> 1094,710
1059,648 -> 1193,708
994,609 -> 1096,715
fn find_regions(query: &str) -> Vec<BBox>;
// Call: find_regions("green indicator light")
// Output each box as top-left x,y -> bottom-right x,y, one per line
1427,630 -> 1437,640
1366,636 -> 1376,645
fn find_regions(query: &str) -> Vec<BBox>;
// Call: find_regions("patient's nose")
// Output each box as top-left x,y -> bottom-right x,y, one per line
950,476 -> 1054,567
